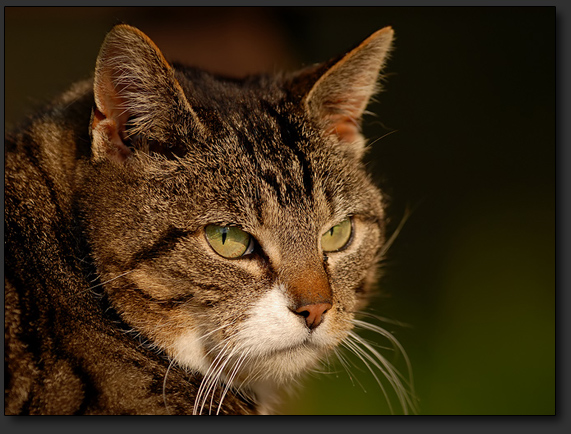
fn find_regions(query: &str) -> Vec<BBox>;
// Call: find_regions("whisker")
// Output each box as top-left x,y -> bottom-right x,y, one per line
195,341 -> 236,415
193,344 -> 222,415
356,311 -> 412,329
216,347 -> 252,415
197,323 -> 232,342
207,345 -> 245,415
332,347 -> 365,391
352,319 -> 415,391
378,205 -> 412,260
162,358 -> 176,414
341,336 -> 394,414
207,350 -> 234,415
367,128 -> 399,148
82,270 -> 134,294
346,329 -> 417,414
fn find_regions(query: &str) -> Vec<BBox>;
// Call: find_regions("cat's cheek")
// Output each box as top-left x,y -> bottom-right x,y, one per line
169,329 -> 211,374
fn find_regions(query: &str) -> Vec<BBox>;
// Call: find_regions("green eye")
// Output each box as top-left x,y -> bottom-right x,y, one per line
205,225 -> 253,259
321,218 -> 352,252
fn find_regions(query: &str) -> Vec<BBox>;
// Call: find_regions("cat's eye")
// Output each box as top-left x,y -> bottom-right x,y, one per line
321,218 -> 353,252
205,225 -> 254,259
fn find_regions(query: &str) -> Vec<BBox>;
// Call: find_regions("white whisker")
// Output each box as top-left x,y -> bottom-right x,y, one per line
353,319 -> 415,390
332,347 -> 365,391
323,312 -> 419,415
206,349 -> 236,415
194,342 -> 227,415
162,358 -> 176,414
197,323 -> 231,342
378,205 -> 412,260
82,270 -> 134,294
341,336 -> 394,413
216,347 -> 252,415
344,323 -> 417,414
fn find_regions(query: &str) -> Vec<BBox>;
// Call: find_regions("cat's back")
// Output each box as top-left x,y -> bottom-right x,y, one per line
4,80 -> 94,300
4,87 -> 97,413
4,81 -> 123,414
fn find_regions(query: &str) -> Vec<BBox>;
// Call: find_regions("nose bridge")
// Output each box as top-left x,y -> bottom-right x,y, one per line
265,208 -> 331,306
283,257 -> 332,307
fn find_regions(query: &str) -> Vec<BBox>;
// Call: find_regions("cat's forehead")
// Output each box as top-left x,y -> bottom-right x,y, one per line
173,134 -> 372,232
174,71 -> 328,165
161,65 -> 381,232
174,67 -> 285,113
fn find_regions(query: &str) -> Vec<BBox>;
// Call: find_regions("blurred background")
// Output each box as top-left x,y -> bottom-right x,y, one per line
4,7 -> 555,415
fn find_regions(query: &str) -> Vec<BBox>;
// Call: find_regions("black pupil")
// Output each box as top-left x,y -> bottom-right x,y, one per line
221,227 -> 228,245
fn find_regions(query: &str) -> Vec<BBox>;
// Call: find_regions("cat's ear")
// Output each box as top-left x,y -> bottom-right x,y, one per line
302,27 -> 394,153
91,24 -> 203,163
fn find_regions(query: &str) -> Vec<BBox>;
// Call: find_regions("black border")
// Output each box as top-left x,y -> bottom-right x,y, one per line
1,1 -> 566,433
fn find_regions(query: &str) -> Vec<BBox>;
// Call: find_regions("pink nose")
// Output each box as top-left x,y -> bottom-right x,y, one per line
294,303 -> 332,330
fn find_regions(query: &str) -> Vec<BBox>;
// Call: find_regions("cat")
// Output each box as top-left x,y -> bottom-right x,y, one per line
4,23 -> 414,415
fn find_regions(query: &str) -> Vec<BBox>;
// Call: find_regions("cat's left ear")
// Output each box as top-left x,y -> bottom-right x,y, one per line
302,27 -> 394,155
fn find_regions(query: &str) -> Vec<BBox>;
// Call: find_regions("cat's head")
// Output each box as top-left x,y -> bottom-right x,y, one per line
81,24 -> 393,408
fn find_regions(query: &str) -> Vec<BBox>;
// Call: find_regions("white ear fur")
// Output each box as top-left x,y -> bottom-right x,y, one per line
305,27 -> 394,149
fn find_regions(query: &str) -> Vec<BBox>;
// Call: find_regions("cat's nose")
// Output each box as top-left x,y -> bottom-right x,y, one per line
294,303 -> 332,330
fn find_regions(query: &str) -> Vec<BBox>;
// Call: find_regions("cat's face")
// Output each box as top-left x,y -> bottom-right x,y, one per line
80,25 -> 395,410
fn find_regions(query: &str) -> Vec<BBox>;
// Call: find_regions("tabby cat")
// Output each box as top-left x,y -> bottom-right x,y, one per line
4,24 -> 413,415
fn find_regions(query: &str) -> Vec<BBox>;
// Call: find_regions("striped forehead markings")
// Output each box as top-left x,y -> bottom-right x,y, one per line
232,106 -> 315,210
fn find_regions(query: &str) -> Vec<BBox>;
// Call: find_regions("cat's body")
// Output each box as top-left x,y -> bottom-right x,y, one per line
5,25 -> 410,415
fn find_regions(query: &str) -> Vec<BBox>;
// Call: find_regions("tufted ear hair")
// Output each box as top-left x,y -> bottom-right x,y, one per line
91,24 -> 204,163
301,27 -> 394,154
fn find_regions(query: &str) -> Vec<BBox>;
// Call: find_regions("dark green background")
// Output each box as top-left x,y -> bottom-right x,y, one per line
4,6 -> 555,415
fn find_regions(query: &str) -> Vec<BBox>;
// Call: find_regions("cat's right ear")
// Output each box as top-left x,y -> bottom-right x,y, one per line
91,24 -> 203,163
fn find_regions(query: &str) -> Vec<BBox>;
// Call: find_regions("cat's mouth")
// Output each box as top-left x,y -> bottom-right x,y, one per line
263,337 -> 314,357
